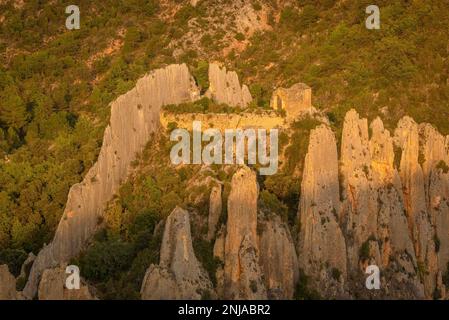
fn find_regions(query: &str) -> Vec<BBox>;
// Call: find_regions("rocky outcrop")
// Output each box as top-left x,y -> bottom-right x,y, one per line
140,265 -> 179,299
296,110 -> 449,299
213,167 -> 298,300
16,57 -> 449,300
315,110 -> 429,299
24,64 -> 200,299
258,214 -> 298,299
394,117 -> 438,296
207,185 -> 222,241
232,1 -> 271,37
0,265 -> 18,300
420,124 -> 449,275
365,118 -> 424,299
223,166 -> 266,299
206,62 -> 252,108
340,110 -> 378,271
369,120 -> 412,259
141,206 -> 214,300
213,225 -> 226,297
418,123 -> 449,299
298,125 -> 347,298
38,266 -> 96,300
235,234 -> 266,299
19,253 -> 35,281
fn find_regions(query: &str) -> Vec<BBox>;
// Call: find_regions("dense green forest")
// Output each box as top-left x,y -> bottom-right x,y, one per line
0,0 -> 169,260
0,0 -> 448,297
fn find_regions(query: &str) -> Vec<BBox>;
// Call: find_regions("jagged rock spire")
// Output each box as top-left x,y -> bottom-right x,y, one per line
223,166 -> 266,299
298,124 -> 347,297
206,62 -> 252,108
141,206 -> 214,300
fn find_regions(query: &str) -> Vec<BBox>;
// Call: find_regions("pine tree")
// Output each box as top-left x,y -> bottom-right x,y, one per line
0,87 -> 28,130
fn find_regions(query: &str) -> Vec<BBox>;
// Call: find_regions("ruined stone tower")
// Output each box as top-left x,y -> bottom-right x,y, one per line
270,83 -> 312,118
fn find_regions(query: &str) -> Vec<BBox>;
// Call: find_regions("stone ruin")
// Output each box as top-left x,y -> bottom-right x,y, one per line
270,83 -> 312,118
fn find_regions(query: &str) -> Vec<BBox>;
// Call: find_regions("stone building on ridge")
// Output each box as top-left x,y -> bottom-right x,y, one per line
270,83 -> 312,119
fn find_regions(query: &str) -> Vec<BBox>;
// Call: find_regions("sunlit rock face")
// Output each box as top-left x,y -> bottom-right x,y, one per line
206,62 -> 252,108
338,111 -> 423,298
222,166 -> 266,299
296,110 -> 449,299
258,214 -> 298,300
140,206 -> 214,300
394,117 -> 438,297
207,185 -> 222,241
340,110 -> 378,273
419,124 -> 449,276
24,64 -> 200,299
19,57 -> 449,300
297,124 -> 347,298
0,265 -> 18,300
38,266 -> 96,300
361,117 -> 423,299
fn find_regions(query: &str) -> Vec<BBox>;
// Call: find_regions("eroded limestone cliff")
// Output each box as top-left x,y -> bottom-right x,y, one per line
140,206 -> 214,299
38,266 -> 96,300
223,166 -> 265,299
206,62 -> 252,108
298,109 -> 449,299
210,166 -> 298,300
15,61 -> 449,301
258,214 -> 299,299
0,265 -> 18,300
205,185 -> 221,241
23,64 -> 200,298
298,125 -> 347,297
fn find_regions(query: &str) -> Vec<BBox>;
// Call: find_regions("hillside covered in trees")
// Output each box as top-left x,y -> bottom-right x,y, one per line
0,0 -> 448,299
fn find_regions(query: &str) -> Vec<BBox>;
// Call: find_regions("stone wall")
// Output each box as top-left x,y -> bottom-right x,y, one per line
160,111 -> 286,132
